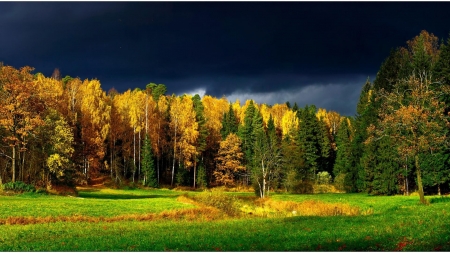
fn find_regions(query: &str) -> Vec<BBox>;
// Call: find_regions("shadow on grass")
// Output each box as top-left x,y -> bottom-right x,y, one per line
77,193 -> 179,200
430,196 -> 450,204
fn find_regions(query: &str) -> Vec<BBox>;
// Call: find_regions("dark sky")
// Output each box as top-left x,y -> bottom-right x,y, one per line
1,2 -> 450,116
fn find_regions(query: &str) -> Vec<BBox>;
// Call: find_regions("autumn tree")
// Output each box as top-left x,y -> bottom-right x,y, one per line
214,133 -> 245,186
0,65 -> 45,183
42,110 -> 75,185
169,95 -> 198,186
202,95 -> 229,183
368,72 -> 449,203
192,94 -> 208,188
79,79 -> 111,179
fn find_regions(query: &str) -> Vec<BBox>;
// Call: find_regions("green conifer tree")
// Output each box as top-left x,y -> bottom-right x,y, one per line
141,134 -> 158,188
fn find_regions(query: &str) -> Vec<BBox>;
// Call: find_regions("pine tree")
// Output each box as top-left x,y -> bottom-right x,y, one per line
434,35 -> 450,85
296,105 -> 320,181
141,134 -> 158,187
371,133 -> 399,195
333,118 -> 352,177
238,100 -> 256,167
221,104 -> 238,139
196,162 -> 208,188
421,149 -> 450,195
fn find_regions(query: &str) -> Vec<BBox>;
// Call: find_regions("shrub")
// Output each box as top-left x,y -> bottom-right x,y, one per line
313,184 -> 343,194
1,181 -> 36,193
290,181 -> 314,194
334,173 -> 346,191
192,191 -> 239,216
317,171 -> 332,185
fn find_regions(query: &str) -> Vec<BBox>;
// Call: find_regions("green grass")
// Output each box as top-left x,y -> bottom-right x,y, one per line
0,188 -> 193,218
0,188 -> 449,251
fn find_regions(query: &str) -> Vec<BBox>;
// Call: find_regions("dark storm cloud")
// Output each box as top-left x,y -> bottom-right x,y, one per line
1,2 -> 450,115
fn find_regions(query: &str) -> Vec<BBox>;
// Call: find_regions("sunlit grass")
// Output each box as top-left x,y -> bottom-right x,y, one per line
0,188 -> 193,218
0,189 -> 449,251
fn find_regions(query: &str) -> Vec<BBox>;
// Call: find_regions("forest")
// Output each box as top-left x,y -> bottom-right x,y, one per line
1,30 -> 450,203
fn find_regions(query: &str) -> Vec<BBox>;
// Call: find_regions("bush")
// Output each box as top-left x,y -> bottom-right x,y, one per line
1,181 -> 36,193
334,173 -> 346,191
317,171 -> 332,185
290,181 -> 314,194
193,191 -> 239,216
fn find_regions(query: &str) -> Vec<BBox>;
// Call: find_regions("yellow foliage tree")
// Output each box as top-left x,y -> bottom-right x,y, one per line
79,79 -> 111,178
281,110 -> 299,139
214,133 -> 245,186
169,95 -> 199,185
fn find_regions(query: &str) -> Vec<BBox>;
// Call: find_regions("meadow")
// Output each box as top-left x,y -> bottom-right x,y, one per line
0,187 -> 449,251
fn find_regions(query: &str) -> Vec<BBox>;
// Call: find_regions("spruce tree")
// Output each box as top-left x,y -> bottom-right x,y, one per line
141,134 -> 158,188
196,162 -> 208,188
238,100 -> 256,166
333,118 -> 352,177
296,105 -> 320,181
221,104 -> 238,139
434,35 -> 450,85
371,134 -> 400,195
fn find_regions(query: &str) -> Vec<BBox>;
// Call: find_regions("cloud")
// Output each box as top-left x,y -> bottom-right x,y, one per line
225,82 -> 364,116
183,87 -> 206,98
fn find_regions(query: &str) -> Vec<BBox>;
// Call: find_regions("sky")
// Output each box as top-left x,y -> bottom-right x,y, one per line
1,2 -> 450,116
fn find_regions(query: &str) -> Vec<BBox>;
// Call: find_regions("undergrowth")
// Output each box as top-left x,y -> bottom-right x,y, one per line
1,181 -> 36,193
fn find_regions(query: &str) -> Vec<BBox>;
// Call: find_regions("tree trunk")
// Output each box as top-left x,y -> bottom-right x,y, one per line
157,155 -> 160,184
133,128 -> 136,183
111,136 -> 114,179
415,155 -> 426,204
171,123 -> 177,186
21,144 -> 26,182
12,145 -> 16,183
138,130 -> 141,182
193,160 -> 196,188
157,120 -> 160,184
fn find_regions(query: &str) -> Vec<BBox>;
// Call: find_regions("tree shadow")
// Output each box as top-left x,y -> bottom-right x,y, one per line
77,192 -> 179,200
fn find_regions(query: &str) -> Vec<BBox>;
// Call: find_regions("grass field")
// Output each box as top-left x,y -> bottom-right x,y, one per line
0,187 -> 449,251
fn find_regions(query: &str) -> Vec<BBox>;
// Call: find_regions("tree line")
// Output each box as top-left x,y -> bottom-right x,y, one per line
1,30 -> 449,200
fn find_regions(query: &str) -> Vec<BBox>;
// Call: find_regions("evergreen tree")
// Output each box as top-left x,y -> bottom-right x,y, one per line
421,149 -> 450,195
141,134 -> 158,187
371,134 -> 400,195
296,105 -> 320,181
333,118 -> 352,177
285,101 -> 291,109
146,83 -> 167,101
317,118 -> 333,175
281,134 -> 306,187
372,49 -> 402,92
221,104 -> 238,139
196,162 -> 208,188
333,117 -> 360,192
238,100 -> 256,166
434,35 -> 450,85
